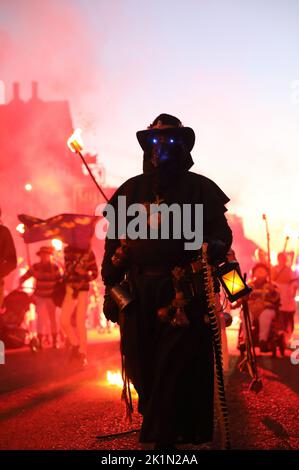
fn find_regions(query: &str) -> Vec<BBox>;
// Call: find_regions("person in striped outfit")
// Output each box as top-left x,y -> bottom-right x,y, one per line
60,245 -> 98,366
20,246 -> 62,348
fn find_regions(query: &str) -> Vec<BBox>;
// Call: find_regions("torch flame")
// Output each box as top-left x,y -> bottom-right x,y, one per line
67,128 -> 84,153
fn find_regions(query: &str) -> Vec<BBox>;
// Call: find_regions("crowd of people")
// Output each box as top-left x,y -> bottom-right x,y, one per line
0,217 -> 106,367
242,251 -> 299,355
1,198 -> 297,370
1,217 -> 297,367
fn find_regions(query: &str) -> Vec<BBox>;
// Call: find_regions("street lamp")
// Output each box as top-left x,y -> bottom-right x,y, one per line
24,183 -> 32,191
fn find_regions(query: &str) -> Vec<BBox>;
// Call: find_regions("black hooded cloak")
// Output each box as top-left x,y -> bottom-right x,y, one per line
101,145 -> 232,446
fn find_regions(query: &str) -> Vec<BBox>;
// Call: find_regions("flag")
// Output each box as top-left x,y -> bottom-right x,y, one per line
18,214 -> 43,228
18,213 -> 99,249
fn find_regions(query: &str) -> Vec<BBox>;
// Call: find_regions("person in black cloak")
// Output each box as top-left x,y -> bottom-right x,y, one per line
101,113 -> 232,449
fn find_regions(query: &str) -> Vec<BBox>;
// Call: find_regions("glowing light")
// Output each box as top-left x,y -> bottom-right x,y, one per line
25,183 -> 32,191
222,270 -> 245,296
106,370 -> 124,388
19,266 -> 35,294
16,223 -> 25,234
295,295 -> 299,302
232,315 -> 241,327
270,250 -> 277,265
152,138 -> 158,144
106,370 -> 136,393
51,238 -> 63,251
28,303 -> 36,322
67,128 -> 83,153
169,138 -> 174,143
217,261 -> 252,302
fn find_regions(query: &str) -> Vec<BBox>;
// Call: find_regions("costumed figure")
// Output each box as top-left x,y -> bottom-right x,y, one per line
19,246 -> 61,349
101,114 -> 232,449
247,263 -> 281,354
60,245 -> 98,366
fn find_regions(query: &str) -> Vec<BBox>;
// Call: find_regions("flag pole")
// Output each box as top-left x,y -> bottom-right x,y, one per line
262,214 -> 272,281
25,243 -> 31,266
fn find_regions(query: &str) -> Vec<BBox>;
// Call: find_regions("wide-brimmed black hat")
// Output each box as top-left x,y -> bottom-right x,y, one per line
136,113 -> 195,152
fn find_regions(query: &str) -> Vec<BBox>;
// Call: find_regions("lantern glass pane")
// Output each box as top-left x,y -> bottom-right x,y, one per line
222,269 -> 245,295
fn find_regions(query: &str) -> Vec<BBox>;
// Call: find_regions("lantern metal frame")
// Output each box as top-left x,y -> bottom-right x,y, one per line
217,261 -> 252,302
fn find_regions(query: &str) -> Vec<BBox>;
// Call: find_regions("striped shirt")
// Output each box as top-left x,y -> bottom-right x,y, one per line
20,262 -> 62,298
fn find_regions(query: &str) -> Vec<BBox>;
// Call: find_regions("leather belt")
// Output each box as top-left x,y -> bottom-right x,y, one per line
131,259 -> 204,277
132,265 -> 172,277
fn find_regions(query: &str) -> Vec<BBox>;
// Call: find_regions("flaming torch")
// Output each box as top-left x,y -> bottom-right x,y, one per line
67,128 -> 108,202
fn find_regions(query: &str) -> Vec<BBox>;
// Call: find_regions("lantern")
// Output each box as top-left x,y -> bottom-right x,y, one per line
217,261 -> 252,302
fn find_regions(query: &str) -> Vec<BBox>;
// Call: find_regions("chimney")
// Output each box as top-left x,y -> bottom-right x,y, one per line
31,81 -> 38,100
12,82 -> 20,100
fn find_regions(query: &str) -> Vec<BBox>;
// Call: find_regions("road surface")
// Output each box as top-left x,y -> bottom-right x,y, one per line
0,325 -> 299,450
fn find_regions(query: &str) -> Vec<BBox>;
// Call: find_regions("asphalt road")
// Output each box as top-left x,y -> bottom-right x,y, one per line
0,328 -> 298,450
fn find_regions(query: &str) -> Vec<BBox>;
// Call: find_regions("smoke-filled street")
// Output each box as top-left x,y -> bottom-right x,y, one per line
1,325 -> 298,451
1,1 -> 299,464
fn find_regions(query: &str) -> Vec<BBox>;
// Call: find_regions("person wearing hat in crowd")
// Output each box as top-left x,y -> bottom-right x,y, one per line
101,114 -> 232,449
60,245 -> 98,367
19,246 -> 62,348
248,262 -> 281,352
0,207 -> 17,308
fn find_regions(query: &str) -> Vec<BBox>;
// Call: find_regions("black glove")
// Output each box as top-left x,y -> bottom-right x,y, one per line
207,240 -> 228,265
103,291 -> 120,323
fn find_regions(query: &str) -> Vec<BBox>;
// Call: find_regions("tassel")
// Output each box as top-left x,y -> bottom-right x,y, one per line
202,243 -> 231,450
119,311 -> 133,422
121,352 -> 133,423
